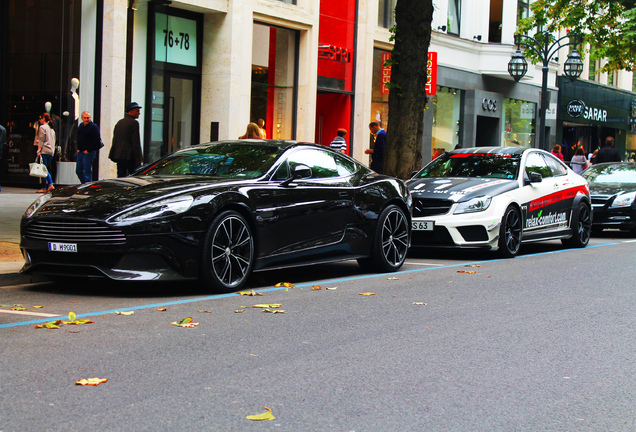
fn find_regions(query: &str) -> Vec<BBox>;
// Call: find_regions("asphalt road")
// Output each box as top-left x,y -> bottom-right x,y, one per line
1,234 -> 635,431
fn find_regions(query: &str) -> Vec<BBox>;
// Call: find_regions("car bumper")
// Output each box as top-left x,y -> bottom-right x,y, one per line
410,211 -> 502,250
591,207 -> 636,232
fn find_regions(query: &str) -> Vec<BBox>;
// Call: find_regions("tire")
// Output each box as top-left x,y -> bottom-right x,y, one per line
497,205 -> 522,258
201,210 -> 254,292
358,204 -> 409,272
562,203 -> 591,248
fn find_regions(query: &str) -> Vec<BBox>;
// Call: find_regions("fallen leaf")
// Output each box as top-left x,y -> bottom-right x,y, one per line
10,307 -> 27,311
252,304 -> 282,309
465,264 -> 482,268
246,406 -> 275,421
34,320 -> 63,329
413,302 -> 428,305
68,311 -> 77,321
197,310 -> 213,313
457,270 -> 476,274
75,377 -> 108,386
157,308 -> 167,311
33,305 -> 44,309
262,309 -> 285,313
110,311 -> 134,315
274,282 -> 295,288
234,310 -> 245,313
63,319 -> 94,325
359,292 -> 377,296
325,286 -> 338,290
311,285 -> 322,290
238,290 -> 263,296
387,277 -> 399,280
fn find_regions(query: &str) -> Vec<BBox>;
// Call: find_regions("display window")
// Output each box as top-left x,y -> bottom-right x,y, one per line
502,98 -> 536,148
431,87 -> 463,159
251,23 -> 298,140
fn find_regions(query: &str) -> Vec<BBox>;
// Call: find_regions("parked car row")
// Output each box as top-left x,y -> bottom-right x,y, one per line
19,141 -> 633,292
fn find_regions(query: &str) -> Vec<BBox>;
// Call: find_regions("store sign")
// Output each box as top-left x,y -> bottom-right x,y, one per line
567,99 -> 608,122
380,52 -> 437,96
155,13 -> 197,67
318,44 -> 352,63
482,99 -> 498,112
520,103 -> 534,119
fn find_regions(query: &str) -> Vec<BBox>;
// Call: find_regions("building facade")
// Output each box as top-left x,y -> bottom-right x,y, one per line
1,0 -> 635,187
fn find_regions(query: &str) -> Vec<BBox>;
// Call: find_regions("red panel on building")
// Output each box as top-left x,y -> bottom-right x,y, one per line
381,52 -> 438,96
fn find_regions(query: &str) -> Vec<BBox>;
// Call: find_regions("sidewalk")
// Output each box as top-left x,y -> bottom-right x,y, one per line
0,186 -> 40,274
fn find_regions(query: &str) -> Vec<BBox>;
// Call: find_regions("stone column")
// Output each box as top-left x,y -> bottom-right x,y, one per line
99,0 -> 128,180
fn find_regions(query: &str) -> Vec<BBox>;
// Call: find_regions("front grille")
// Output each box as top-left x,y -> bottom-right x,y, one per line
457,225 -> 488,242
411,226 -> 455,247
24,220 -> 126,244
591,195 -> 612,207
413,198 -> 453,217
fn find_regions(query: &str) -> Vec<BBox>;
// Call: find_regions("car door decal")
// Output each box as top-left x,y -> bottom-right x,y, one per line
523,185 -> 589,231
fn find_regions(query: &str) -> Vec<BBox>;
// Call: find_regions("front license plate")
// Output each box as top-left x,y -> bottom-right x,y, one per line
48,242 -> 77,253
412,221 -> 434,231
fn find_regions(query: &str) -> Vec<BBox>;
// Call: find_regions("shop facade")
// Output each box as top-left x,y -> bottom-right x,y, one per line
557,77 -> 636,162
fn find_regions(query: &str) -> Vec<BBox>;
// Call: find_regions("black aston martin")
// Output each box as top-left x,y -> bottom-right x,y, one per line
20,140 -> 412,291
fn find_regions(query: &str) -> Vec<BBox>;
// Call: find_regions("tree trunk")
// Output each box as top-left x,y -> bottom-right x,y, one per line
384,0 -> 433,179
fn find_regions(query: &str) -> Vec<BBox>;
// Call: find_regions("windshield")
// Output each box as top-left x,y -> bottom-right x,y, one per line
415,153 -> 521,179
138,143 -> 285,179
582,164 -> 636,184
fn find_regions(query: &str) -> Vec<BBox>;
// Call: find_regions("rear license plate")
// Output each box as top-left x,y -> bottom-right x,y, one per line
48,242 -> 77,253
412,221 -> 434,231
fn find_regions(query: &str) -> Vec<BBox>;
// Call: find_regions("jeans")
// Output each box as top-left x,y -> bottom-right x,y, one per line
40,153 -> 54,188
116,160 -> 139,178
76,150 -> 96,183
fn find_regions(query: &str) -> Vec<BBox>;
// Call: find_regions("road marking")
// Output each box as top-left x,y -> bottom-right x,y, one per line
0,241 -> 622,330
623,239 -> 636,243
0,309 -> 62,318
405,261 -> 444,266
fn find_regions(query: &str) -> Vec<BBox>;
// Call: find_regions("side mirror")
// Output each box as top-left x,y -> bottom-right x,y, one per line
281,164 -> 312,187
528,172 -> 542,183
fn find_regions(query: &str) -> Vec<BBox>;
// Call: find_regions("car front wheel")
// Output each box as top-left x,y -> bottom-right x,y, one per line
498,205 -> 522,258
358,204 -> 410,272
201,210 -> 254,292
562,202 -> 591,248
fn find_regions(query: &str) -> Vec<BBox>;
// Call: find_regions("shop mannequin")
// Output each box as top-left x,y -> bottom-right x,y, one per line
61,78 -> 80,160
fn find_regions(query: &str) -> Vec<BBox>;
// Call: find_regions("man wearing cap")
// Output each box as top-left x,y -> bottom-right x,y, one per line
110,102 -> 143,177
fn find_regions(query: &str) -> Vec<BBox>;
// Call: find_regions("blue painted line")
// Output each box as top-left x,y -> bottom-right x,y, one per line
0,241 -> 620,330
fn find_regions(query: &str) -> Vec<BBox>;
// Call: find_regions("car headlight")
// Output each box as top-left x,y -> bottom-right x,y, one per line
610,191 -> 636,208
24,193 -> 52,218
112,195 -> 194,223
454,196 -> 492,214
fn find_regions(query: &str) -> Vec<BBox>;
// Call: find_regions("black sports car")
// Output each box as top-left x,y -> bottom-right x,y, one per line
20,140 -> 412,291
407,147 -> 591,257
581,162 -> 636,235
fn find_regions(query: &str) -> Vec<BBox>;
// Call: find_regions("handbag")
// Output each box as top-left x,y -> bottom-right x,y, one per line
29,155 -> 49,178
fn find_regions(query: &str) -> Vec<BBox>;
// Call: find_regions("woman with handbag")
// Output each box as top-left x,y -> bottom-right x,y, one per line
34,113 -> 55,193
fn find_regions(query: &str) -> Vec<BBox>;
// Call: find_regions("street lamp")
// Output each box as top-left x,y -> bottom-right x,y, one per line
508,31 -> 584,150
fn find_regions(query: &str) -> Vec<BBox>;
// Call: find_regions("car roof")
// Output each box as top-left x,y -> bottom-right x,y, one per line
449,146 -> 530,156
193,139 -> 326,152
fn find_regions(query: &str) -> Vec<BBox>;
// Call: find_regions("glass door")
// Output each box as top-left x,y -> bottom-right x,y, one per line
149,72 -> 198,161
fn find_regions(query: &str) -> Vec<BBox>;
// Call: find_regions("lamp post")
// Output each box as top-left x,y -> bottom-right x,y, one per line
508,31 -> 584,150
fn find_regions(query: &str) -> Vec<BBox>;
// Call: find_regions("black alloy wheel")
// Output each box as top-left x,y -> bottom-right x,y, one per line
202,210 -> 254,291
358,204 -> 410,272
562,202 -> 592,248
498,205 -> 522,258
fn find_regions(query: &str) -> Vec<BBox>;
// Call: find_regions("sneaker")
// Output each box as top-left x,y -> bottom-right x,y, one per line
47,185 -> 55,191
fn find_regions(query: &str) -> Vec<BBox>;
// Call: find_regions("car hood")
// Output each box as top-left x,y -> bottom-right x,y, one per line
588,182 -> 635,196
407,177 -> 518,202
32,176 -> 241,219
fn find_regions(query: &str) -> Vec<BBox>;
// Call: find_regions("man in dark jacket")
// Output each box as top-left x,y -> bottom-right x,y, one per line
76,111 -> 102,183
595,136 -> 622,164
110,102 -> 143,177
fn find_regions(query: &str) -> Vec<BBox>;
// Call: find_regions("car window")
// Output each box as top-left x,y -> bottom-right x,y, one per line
525,152 -> 552,179
277,148 -> 341,179
543,153 -> 568,176
333,152 -> 357,176
582,164 -> 636,184
415,153 -> 520,179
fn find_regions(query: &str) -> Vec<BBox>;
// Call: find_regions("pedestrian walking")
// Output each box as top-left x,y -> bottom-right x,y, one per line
595,136 -> 622,163
330,128 -> 347,153
35,113 -> 56,193
109,102 -> 143,177
76,111 -> 102,183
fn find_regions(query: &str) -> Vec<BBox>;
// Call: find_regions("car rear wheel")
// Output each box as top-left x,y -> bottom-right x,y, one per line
358,204 -> 409,272
498,205 -> 522,258
201,210 -> 254,292
562,202 -> 591,248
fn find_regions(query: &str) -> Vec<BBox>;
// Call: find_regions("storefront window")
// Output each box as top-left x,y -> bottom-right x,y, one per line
502,98 -> 536,148
517,1 -> 529,29
251,24 -> 298,140
370,49 -> 390,135
431,87 -> 462,159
